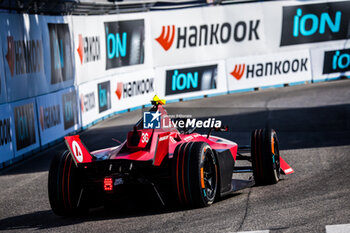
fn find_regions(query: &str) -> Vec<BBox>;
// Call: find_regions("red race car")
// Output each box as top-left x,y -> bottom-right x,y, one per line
48,96 -> 294,216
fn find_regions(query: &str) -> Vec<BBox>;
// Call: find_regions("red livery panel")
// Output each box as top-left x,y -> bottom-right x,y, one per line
65,135 -> 94,165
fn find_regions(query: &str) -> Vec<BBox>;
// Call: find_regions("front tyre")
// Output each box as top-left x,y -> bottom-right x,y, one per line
251,128 -> 281,185
173,142 -> 218,208
48,150 -> 87,216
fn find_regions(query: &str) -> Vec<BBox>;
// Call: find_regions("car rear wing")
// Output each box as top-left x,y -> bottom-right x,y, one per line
65,135 -> 95,166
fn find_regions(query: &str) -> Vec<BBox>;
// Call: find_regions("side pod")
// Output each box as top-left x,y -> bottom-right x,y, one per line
65,135 -> 95,165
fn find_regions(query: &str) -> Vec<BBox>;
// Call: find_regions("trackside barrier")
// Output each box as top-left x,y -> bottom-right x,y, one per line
41,15 -> 75,93
225,50 -> 313,92
79,69 -> 156,127
36,86 -> 81,146
154,60 -> 228,101
0,14 -> 76,102
0,14 -> 46,102
310,46 -> 350,82
9,97 -> 40,158
150,2 -> 267,67
277,0 -> 350,83
0,104 -> 14,164
1,0 -> 350,168
0,37 -> 6,104
72,13 -> 153,85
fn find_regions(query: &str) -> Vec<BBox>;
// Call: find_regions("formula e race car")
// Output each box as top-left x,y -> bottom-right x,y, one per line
48,96 -> 294,216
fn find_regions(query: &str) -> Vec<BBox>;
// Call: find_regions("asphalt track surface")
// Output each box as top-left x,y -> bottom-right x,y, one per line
1,79 -> 350,233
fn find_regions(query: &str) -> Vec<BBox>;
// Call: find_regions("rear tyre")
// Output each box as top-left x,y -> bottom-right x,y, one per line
48,150 -> 88,216
172,142 -> 218,208
251,128 -> 281,185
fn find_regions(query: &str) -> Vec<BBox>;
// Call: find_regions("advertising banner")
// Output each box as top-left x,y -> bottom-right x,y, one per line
79,69 -> 156,127
0,14 -> 47,102
111,69 -> 156,111
102,13 -> 153,75
250,0 -> 350,53
280,1 -> 350,47
0,104 -> 14,164
310,44 -> 350,82
72,15 -> 105,85
10,98 -> 40,157
79,81 -> 99,127
0,36 -> 7,104
104,19 -> 144,70
97,80 -> 112,114
155,61 -> 227,100
226,50 -> 312,91
150,3 -> 267,67
72,13 -> 152,85
61,87 -> 80,132
261,0 -> 350,52
36,87 -> 80,146
41,16 -> 75,91
79,76 -> 114,127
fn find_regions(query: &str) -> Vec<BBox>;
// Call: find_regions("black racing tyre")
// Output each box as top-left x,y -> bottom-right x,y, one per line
172,142 -> 218,208
251,129 -> 281,185
48,150 -> 87,216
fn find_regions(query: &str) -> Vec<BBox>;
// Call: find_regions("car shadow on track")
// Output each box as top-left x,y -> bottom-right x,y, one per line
184,103 -> 350,150
0,196 -> 243,231
0,208 -> 165,231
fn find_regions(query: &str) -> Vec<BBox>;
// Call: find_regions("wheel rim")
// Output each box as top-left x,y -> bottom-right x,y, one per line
272,135 -> 280,180
202,150 -> 217,200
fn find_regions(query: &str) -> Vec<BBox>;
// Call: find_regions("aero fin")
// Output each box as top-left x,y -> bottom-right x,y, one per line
152,95 -> 166,105
280,156 -> 294,175
65,135 -> 95,165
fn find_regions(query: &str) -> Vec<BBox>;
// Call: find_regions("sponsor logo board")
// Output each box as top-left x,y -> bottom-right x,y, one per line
0,117 -> 12,147
98,81 -> 111,113
310,46 -> 350,82
0,41 -> 5,103
226,50 -> 312,91
111,70 -> 157,112
280,1 -> 350,46
0,104 -> 14,163
39,105 -> 61,131
81,92 -> 96,113
5,36 -> 43,77
104,20 -> 144,70
155,20 -> 260,52
323,48 -> 350,74
13,102 -> 36,151
77,34 -> 101,65
165,65 -> 217,96
79,81 -> 99,127
115,78 -> 154,100
0,14 -> 50,101
48,23 -> 74,84
62,90 -> 78,130
151,5 -> 265,66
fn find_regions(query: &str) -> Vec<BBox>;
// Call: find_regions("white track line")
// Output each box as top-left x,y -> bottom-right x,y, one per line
326,224 -> 350,233
235,231 -> 269,233
233,223 -> 350,233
